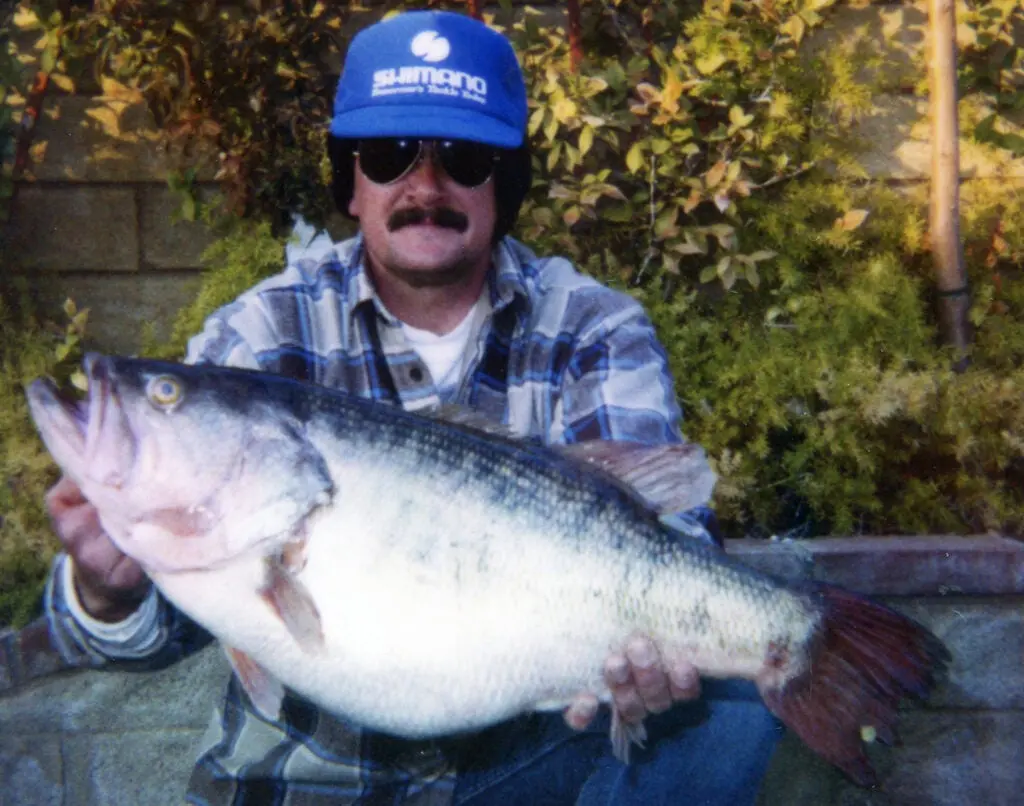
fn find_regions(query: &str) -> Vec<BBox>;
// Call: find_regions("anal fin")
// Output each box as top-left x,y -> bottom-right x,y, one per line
610,708 -> 648,764
224,645 -> 284,722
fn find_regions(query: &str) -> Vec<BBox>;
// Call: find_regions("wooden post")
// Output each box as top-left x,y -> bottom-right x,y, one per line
928,0 -> 971,363
566,0 -> 583,72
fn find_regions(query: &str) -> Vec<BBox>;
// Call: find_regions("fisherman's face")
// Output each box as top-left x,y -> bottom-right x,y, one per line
349,138 -> 498,289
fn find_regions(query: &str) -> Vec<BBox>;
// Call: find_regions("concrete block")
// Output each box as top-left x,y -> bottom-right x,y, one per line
852,95 -> 1024,180
803,2 -> 927,91
0,734 -> 63,806
139,185 -> 221,270
62,729 -> 203,806
0,645 -> 227,736
25,270 -> 203,355
727,535 -> 1024,596
759,711 -> 1024,806
4,186 -> 138,272
891,598 -> 1024,710
24,95 -> 218,183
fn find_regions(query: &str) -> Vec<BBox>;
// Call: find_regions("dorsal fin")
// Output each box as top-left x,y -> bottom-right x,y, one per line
557,441 -> 716,514
423,405 -> 716,514
425,404 -> 523,439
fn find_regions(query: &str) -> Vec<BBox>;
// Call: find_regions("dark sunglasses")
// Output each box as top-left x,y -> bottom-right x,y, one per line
354,138 -> 500,188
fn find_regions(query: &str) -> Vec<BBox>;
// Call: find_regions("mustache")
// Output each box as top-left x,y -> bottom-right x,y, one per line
387,207 -> 469,233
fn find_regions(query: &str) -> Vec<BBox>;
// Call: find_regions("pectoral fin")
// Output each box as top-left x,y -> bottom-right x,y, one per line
224,645 -> 284,722
259,556 -> 324,654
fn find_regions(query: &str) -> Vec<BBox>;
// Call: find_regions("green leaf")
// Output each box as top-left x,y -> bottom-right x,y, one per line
654,207 -> 678,239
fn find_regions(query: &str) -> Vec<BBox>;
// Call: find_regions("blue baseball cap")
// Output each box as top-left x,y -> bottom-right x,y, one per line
330,11 -> 528,149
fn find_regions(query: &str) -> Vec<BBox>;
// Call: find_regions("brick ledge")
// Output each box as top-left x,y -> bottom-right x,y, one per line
726,534 -> 1024,596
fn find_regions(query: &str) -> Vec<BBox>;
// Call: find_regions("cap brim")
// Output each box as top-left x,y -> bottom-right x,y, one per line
329,105 -> 523,149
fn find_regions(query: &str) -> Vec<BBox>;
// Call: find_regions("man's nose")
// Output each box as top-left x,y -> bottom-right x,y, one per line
404,144 -> 446,191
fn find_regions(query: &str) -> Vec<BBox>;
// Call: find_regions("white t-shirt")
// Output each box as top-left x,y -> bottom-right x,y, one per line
400,293 -> 491,400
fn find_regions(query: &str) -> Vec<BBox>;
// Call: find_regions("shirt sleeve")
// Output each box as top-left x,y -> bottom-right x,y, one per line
557,304 -> 685,445
43,554 -> 213,671
556,304 -> 720,548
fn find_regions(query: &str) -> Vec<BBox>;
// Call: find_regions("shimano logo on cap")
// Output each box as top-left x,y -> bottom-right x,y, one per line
411,31 -> 450,62
371,30 -> 488,104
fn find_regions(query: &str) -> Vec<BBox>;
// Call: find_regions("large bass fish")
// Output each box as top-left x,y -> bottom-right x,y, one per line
27,354 -> 948,786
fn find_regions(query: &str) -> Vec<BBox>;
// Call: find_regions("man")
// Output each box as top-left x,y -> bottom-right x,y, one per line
43,11 -> 780,804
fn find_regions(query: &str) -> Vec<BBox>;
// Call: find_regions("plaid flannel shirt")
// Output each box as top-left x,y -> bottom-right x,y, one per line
39,234 -> 712,805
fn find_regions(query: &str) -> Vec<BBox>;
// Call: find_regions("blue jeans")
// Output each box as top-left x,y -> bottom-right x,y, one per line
451,680 -> 783,805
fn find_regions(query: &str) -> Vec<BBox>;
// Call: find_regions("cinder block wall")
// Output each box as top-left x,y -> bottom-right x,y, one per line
3,88 -> 218,353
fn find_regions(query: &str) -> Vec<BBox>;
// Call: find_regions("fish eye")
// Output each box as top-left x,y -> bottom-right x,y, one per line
146,375 -> 183,409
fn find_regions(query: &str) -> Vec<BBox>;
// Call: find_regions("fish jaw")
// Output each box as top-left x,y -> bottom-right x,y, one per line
28,354 -> 336,573
26,378 -> 90,486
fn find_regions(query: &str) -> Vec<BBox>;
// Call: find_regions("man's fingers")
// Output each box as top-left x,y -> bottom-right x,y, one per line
563,693 -> 599,731
45,476 -> 87,513
604,653 -> 631,686
667,661 -> 701,701
626,636 -> 675,714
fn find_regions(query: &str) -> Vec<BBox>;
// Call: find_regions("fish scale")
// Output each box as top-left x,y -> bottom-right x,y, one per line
26,354 -> 950,787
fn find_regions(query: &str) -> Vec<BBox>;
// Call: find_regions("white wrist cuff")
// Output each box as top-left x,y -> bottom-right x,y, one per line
61,556 -> 159,644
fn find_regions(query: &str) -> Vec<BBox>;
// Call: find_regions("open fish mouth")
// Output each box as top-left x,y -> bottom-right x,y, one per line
26,353 -> 114,471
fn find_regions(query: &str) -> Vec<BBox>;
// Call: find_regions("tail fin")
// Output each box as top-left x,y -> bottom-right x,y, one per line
759,584 -> 950,787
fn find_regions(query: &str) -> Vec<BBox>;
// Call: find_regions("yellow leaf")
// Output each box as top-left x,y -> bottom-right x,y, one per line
728,105 -> 754,129
563,207 -> 581,227
705,160 -> 728,188
695,52 -> 727,76
528,107 -> 546,137
543,112 -> 559,143
781,15 -> 806,44
552,98 -> 578,124
51,73 -> 76,93
579,127 -> 594,157
626,143 -> 645,174
635,83 -> 661,104
599,184 -> 628,202
99,76 -> 142,102
548,183 -> 575,200
662,72 -> 684,115
836,209 -> 869,231
85,106 -> 122,136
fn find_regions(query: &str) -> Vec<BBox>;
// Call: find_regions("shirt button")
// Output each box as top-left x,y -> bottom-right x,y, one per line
410,367 -> 424,382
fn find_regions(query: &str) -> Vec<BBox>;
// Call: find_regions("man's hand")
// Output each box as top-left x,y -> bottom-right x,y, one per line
45,476 -> 151,622
563,635 -> 701,731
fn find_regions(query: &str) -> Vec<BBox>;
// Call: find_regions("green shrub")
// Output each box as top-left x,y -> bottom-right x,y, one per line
0,283 -> 86,626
